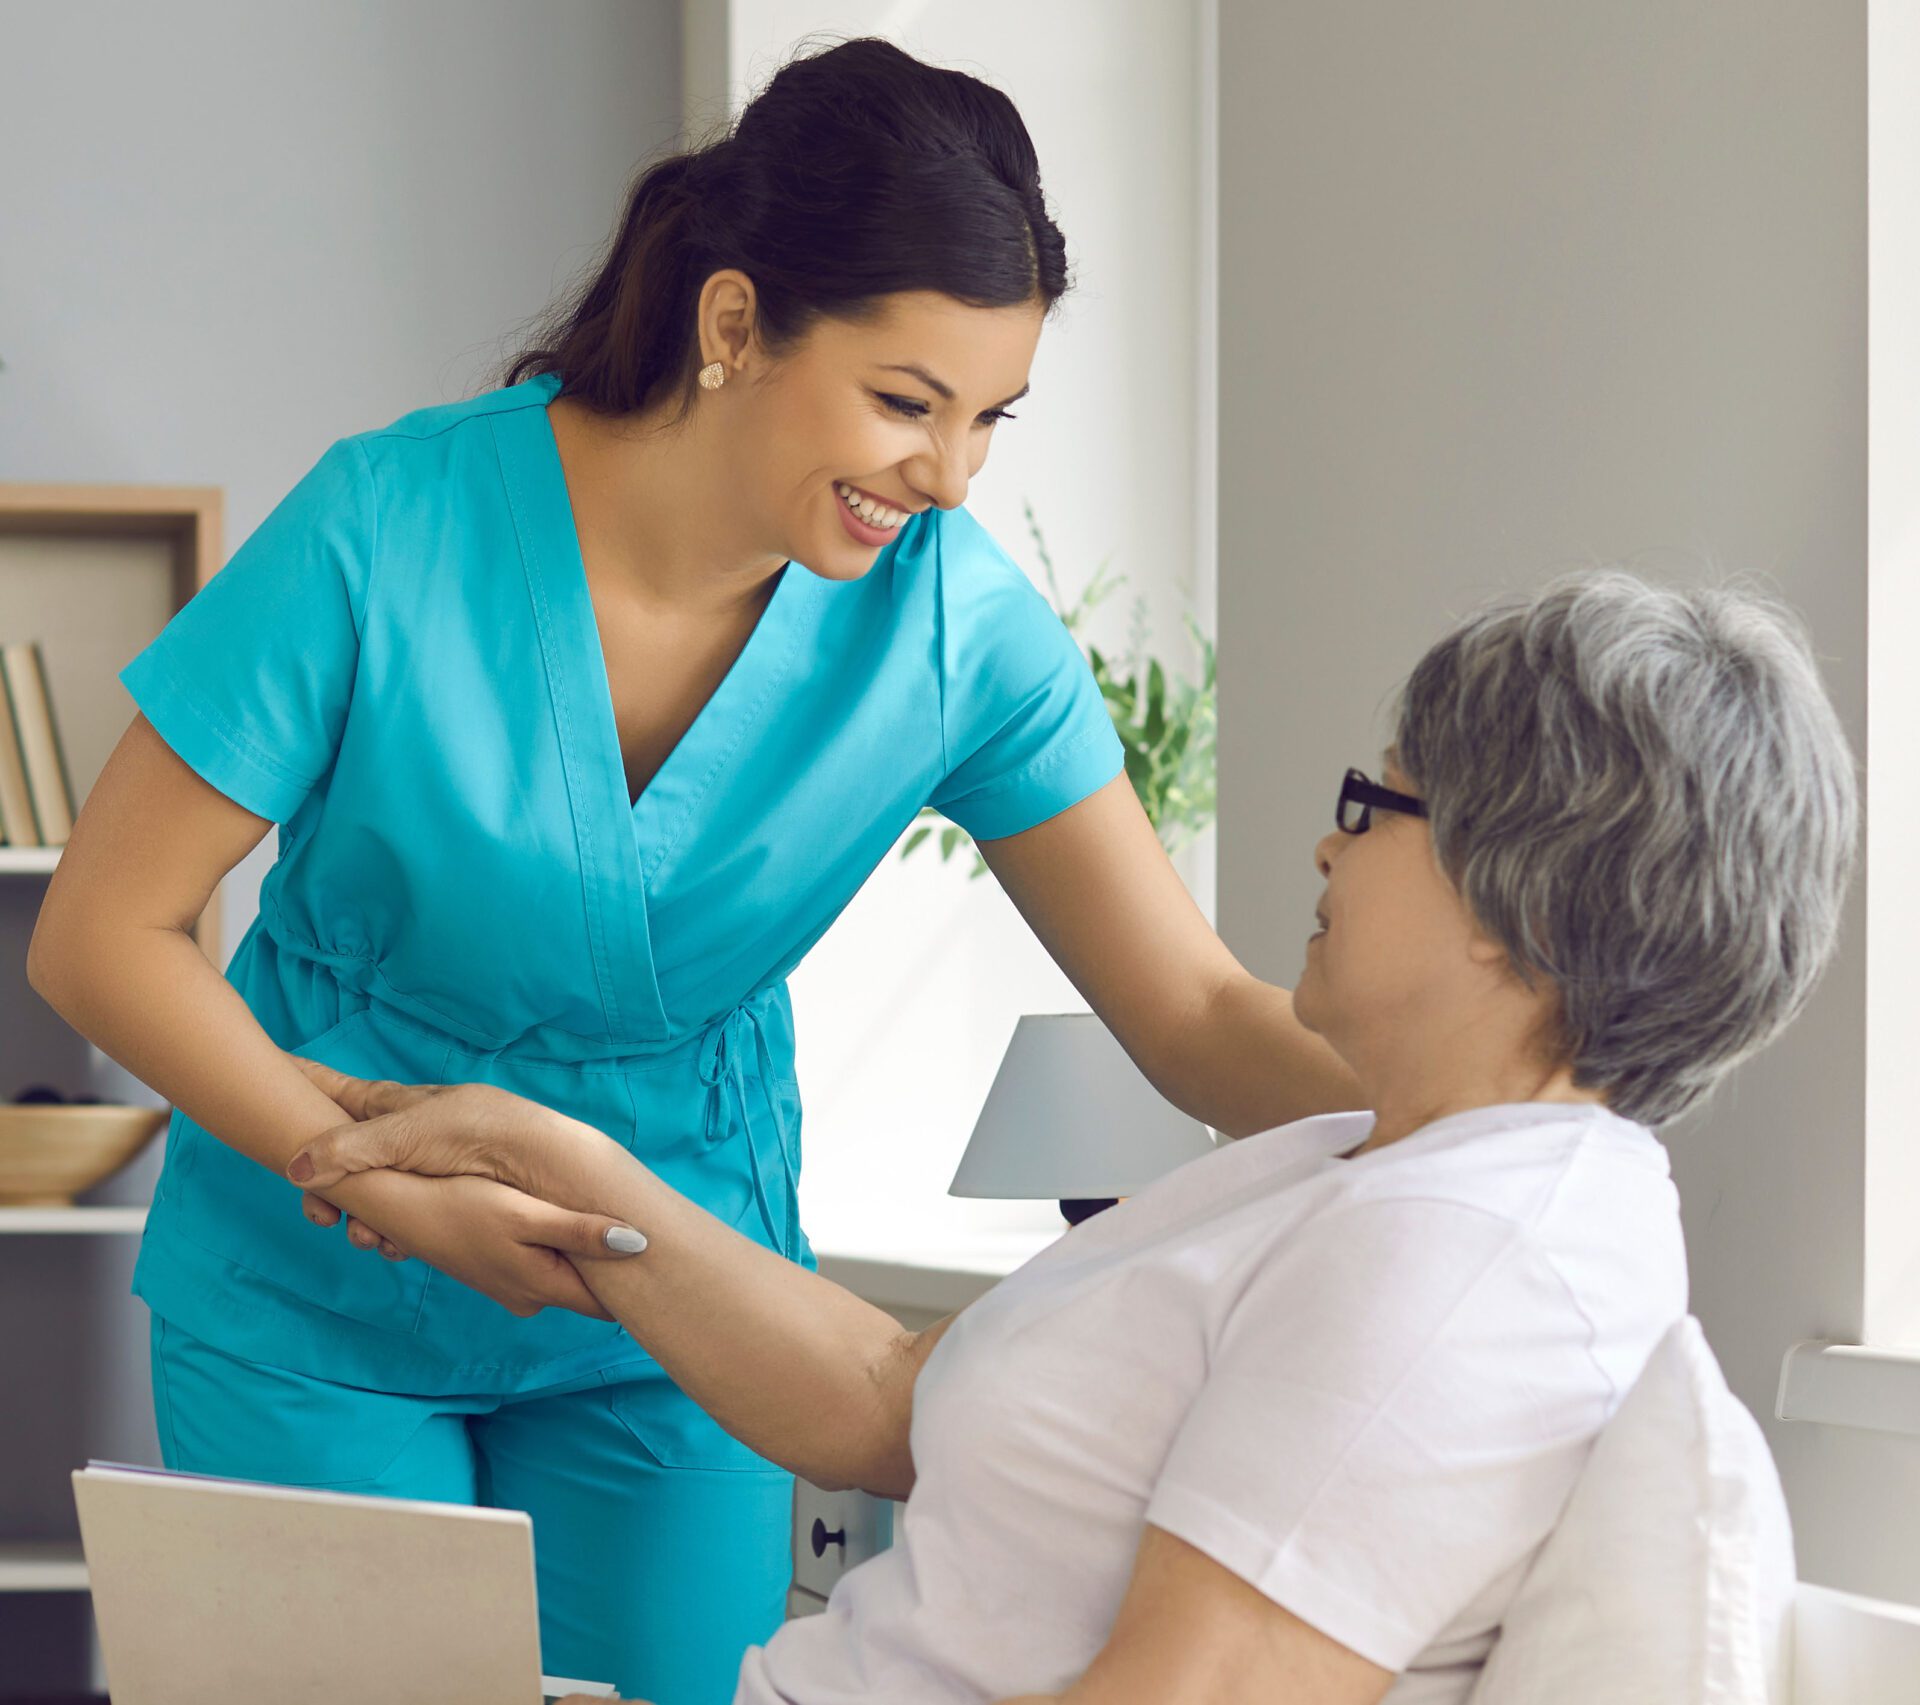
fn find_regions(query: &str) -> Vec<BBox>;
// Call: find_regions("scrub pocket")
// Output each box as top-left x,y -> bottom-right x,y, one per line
150,1314 -> 478,1498
166,1005 -> 436,1330
607,1370 -> 788,1475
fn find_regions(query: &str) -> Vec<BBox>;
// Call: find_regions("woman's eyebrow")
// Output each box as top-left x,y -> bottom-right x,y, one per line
875,362 -> 1031,411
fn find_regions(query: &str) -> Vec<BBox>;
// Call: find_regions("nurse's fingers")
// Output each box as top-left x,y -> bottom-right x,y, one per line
292,1055 -> 439,1123
303,1192 -> 405,1259
287,1114 -> 418,1189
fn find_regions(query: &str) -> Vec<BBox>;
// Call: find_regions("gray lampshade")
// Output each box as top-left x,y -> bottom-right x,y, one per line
949,1013 -> 1217,1200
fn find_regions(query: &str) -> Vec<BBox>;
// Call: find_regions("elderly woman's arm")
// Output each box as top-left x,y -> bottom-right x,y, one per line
551,1160 -> 953,1499
287,1063 -> 946,1498
995,1526 -> 1393,1705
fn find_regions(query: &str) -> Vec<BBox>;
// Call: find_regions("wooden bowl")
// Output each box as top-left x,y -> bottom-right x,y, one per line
0,1104 -> 170,1207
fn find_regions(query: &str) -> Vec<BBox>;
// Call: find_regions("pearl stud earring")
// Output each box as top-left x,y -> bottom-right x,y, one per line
698,361 -> 727,391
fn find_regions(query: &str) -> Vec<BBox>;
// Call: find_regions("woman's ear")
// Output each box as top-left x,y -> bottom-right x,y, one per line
697,268 -> 759,374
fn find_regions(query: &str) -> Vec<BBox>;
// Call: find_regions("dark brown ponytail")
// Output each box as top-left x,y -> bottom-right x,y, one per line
501,36 -> 1071,424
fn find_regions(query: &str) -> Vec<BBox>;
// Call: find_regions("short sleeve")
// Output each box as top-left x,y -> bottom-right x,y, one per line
1143,1199 -> 1613,1672
119,435 -> 375,824
925,507 -> 1125,841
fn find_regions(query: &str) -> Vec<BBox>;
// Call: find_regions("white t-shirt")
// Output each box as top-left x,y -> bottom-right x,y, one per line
735,1101 -> 1688,1705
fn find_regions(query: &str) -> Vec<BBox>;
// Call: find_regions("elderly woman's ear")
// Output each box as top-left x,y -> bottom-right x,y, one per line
1465,926 -> 1517,973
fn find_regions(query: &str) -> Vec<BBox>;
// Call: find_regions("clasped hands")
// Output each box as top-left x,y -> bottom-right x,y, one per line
286,1058 -> 648,1320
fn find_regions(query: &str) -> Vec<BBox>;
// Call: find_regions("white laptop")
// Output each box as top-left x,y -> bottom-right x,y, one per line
73,1462 -> 615,1704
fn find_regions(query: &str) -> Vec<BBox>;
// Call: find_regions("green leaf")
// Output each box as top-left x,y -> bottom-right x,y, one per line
903,514 -> 1220,860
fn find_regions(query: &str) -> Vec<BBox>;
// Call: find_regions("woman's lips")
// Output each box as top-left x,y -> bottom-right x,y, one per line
834,483 -> 905,546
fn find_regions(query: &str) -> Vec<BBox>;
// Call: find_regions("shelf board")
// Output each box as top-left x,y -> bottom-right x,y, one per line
0,1205 -> 148,1234
0,1541 -> 88,1593
0,845 -> 61,874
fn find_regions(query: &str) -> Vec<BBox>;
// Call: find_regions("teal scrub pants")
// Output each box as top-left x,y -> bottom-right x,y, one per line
149,1314 -> 792,1705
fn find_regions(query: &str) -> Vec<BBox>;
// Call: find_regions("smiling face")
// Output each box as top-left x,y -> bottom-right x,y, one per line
703,280 -> 1045,581
1293,753 -> 1512,1062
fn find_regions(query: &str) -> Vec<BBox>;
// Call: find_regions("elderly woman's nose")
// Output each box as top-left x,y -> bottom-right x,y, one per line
1314,829 -> 1344,877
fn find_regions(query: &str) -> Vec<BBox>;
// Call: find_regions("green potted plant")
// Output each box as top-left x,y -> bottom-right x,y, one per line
902,500 -> 1217,878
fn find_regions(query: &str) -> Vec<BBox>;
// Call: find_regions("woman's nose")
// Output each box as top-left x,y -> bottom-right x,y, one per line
905,440 -> 969,511
1314,828 -> 1344,878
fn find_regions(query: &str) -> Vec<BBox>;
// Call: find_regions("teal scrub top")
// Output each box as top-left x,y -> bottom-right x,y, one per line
120,372 -> 1125,1395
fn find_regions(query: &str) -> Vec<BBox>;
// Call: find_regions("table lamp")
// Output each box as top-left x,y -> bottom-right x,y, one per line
949,1013 -> 1217,1225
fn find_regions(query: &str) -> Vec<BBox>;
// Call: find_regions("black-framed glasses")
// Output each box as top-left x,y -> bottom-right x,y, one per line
1337,767 -> 1428,834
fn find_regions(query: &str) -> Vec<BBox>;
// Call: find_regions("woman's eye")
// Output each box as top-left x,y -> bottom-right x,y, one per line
877,393 -> 1017,427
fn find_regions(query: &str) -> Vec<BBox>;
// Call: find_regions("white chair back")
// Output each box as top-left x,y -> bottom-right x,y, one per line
1467,1315 -> 1794,1703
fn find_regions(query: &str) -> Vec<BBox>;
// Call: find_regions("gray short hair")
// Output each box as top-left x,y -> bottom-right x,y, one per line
1393,571 -> 1859,1126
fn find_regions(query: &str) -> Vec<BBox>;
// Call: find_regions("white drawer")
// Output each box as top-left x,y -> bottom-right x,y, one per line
791,1477 -> 895,1600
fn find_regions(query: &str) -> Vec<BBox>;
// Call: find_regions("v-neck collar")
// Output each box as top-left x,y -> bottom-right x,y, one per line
530,372 -> 810,862
622,543 -> 807,882
490,372 -> 814,1040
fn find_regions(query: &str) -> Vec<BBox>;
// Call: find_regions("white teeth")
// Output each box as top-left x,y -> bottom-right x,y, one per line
837,483 -> 903,529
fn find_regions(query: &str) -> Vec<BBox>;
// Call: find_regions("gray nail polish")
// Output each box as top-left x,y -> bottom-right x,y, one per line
604,1225 -> 648,1254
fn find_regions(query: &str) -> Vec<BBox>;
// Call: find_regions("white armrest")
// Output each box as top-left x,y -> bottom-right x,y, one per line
1792,1581 -> 1920,1703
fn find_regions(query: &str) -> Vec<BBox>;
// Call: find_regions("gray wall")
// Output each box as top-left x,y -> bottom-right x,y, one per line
0,3 -> 678,1688
1217,2 -> 1917,1601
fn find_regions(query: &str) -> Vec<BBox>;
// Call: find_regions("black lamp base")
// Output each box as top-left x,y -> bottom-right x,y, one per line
1059,1198 -> 1119,1226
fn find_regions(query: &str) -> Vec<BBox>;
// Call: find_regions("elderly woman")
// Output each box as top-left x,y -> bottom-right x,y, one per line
286,571 -> 1857,1705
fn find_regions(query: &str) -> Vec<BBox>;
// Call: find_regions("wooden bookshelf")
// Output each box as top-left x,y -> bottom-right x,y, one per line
0,481 -> 225,963
0,482 -> 226,1676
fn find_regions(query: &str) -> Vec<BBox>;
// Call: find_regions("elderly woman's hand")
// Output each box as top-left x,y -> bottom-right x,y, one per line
286,1059 -> 646,1245
302,1168 -> 635,1319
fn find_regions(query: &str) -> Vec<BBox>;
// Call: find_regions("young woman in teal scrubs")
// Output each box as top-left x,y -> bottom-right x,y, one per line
29,37 -> 1360,1705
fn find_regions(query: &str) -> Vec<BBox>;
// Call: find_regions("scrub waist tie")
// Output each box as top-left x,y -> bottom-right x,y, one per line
697,1001 -> 799,1262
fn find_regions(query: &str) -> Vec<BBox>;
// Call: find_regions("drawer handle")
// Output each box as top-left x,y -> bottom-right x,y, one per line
810,1517 -> 847,1558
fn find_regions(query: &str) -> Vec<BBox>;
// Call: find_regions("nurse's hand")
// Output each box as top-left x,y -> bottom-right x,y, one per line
286,1060 -> 636,1227
285,1062 -> 645,1318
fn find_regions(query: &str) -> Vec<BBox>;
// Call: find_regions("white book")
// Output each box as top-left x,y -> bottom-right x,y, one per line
2,639 -> 75,844
0,646 -> 37,844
